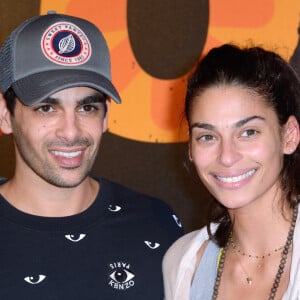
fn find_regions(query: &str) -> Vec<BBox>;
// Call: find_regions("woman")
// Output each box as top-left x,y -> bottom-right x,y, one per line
163,44 -> 300,300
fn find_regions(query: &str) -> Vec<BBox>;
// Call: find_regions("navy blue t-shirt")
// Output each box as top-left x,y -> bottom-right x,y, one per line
0,177 -> 183,299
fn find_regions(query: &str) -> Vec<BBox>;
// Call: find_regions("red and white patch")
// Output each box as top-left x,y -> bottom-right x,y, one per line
41,21 -> 92,66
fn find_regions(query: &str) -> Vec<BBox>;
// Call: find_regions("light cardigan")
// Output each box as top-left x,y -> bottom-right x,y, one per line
163,214 -> 300,300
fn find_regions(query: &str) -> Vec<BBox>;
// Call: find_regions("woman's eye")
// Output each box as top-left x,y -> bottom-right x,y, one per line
241,129 -> 257,137
199,134 -> 215,142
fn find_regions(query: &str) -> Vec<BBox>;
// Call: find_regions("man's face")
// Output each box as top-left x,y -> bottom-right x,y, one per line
9,86 -> 109,188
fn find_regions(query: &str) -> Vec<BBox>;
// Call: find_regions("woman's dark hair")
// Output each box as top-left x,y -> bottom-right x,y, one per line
185,44 -> 300,247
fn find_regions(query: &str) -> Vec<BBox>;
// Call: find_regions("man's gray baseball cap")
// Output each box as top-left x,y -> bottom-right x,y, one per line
0,11 -> 121,105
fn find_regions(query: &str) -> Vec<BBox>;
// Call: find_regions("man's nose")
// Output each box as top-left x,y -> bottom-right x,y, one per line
55,112 -> 80,141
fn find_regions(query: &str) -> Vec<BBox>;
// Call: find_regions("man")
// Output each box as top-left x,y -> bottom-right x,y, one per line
0,12 -> 183,299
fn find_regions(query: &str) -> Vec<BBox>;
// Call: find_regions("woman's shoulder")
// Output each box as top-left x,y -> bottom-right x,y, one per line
164,228 -> 206,259
163,224 -> 218,263
162,227 -> 212,300
163,226 -> 210,276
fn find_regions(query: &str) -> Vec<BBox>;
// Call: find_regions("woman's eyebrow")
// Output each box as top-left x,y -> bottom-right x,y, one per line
235,115 -> 265,127
190,115 -> 266,131
190,123 -> 215,131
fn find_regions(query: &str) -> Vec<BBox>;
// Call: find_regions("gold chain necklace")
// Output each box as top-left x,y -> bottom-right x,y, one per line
230,235 -> 284,260
232,248 -> 254,285
212,205 -> 298,300
229,233 -> 285,284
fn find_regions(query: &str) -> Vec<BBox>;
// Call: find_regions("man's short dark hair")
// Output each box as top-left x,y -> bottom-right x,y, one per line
3,87 -> 108,116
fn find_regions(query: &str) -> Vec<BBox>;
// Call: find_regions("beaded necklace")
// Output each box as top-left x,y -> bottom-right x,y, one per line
212,205 -> 298,300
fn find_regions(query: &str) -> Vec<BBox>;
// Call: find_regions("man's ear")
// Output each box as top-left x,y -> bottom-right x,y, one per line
283,115 -> 300,155
0,93 -> 13,135
102,99 -> 111,133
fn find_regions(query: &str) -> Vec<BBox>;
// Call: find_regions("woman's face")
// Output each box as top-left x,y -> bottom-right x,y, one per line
189,85 -> 294,210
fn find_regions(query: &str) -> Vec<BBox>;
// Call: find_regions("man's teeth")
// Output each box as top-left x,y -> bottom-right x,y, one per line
216,169 -> 256,183
52,151 -> 82,158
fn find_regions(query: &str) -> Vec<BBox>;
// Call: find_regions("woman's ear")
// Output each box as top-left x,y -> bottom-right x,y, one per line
188,143 -> 193,162
0,93 -> 13,135
283,115 -> 300,155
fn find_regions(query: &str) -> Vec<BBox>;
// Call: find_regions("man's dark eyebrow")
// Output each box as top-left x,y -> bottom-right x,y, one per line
38,97 -> 59,105
39,93 -> 106,106
190,115 -> 266,131
77,94 -> 106,106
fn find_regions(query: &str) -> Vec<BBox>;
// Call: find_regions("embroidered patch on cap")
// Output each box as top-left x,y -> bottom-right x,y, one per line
41,21 -> 91,66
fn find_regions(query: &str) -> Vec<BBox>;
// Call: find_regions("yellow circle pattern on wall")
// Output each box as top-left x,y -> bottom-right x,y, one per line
40,0 -> 300,143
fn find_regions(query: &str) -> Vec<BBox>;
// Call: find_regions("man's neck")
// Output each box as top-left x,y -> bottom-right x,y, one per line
0,175 -> 99,217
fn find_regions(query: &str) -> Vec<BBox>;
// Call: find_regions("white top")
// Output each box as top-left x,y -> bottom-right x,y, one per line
163,215 -> 300,300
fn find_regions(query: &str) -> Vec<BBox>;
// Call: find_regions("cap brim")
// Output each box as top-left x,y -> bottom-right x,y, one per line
12,69 -> 121,105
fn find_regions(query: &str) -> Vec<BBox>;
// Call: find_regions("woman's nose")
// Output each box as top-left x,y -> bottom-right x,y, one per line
218,139 -> 242,167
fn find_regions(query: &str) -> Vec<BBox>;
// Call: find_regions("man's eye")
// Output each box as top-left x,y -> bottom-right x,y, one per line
79,105 -> 98,112
35,105 -> 54,113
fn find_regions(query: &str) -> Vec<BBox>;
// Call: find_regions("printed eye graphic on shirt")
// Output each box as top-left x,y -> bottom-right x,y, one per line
110,269 -> 135,283
108,261 -> 135,291
144,241 -> 160,249
65,233 -> 86,242
108,205 -> 122,212
24,275 -> 46,284
172,214 -> 183,228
